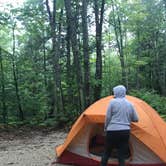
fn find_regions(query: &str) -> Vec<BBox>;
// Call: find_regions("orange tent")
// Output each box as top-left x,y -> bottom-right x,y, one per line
55,96 -> 166,166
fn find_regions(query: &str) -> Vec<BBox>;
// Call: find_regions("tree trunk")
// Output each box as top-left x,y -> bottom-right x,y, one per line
57,8 -> 65,112
0,48 -> 7,124
64,0 -> 84,112
136,28 -> 141,89
42,29 -> 47,88
111,0 -> 127,88
82,0 -> 90,108
93,0 -> 105,101
12,24 -> 24,121
45,0 -> 63,115
65,15 -> 73,102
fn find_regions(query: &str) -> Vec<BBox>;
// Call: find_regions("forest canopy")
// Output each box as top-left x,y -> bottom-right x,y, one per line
0,0 -> 166,126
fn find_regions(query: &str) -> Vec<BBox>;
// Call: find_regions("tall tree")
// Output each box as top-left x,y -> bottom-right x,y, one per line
45,0 -> 64,115
82,0 -> 90,107
0,48 -> 7,123
93,0 -> 105,101
12,23 -> 24,121
110,0 -> 128,88
64,0 -> 84,112
65,9 -> 73,103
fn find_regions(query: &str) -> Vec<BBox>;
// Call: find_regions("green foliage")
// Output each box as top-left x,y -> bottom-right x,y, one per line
130,89 -> 166,119
134,57 -> 150,67
57,0 -> 64,9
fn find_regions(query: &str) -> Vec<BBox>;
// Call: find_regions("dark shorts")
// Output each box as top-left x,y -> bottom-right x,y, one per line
105,130 -> 130,150
101,130 -> 130,166
105,130 -> 130,158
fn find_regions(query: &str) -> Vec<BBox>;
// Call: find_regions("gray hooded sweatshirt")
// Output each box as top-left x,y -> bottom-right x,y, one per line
104,85 -> 139,131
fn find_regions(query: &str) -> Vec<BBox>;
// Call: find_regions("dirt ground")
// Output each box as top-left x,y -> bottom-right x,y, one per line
0,127 -> 72,166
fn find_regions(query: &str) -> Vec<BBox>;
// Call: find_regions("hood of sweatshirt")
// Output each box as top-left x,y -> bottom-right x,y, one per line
113,85 -> 126,98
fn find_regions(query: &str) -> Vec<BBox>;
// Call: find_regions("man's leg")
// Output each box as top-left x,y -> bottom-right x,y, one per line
101,131 -> 114,166
117,130 -> 130,166
118,144 -> 126,166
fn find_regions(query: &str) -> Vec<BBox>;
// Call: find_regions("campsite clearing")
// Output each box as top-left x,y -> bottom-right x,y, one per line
0,128 -> 70,166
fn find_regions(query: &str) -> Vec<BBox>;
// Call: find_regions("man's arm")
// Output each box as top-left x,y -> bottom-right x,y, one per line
104,102 -> 112,131
131,104 -> 139,122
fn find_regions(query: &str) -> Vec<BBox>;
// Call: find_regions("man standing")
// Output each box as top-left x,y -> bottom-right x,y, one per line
101,85 -> 139,166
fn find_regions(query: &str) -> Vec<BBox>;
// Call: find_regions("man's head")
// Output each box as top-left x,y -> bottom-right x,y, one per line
113,85 -> 126,98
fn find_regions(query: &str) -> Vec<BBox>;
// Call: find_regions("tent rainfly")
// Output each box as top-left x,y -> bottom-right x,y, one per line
55,96 -> 166,166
